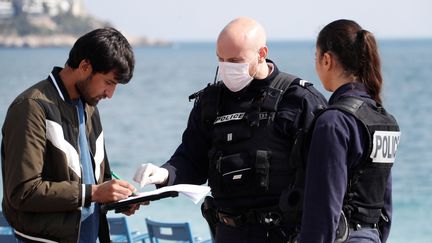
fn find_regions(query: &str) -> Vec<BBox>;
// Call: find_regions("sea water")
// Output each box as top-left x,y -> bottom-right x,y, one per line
0,39 -> 431,242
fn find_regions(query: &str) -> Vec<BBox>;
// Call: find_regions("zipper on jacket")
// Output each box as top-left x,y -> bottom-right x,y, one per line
84,105 -> 99,184
85,107 -> 97,182
75,105 -> 83,242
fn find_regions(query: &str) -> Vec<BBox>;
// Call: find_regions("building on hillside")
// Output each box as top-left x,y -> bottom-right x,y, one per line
0,0 -> 86,18
0,0 -> 13,18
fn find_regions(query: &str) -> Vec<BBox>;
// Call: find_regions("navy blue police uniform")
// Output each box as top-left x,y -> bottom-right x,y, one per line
161,60 -> 327,242
300,82 -> 400,243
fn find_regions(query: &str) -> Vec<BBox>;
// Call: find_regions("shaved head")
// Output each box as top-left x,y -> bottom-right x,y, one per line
217,17 -> 267,53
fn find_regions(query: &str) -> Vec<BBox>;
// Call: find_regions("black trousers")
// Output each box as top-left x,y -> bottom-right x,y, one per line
215,222 -> 292,243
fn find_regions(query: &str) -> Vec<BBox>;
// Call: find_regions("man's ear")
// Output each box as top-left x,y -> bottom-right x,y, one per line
78,59 -> 93,77
258,46 -> 268,63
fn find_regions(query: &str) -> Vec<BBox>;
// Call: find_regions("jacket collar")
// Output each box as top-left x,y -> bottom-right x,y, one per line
48,66 -> 74,103
248,58 -> 279,90
329,82 -> 371,105
49,66 -> 87,106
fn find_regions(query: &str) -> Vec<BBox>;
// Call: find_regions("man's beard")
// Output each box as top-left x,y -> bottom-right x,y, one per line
76,75 -> 103,106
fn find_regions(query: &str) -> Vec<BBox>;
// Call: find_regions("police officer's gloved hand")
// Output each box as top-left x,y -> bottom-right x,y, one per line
133,163 -> 169,188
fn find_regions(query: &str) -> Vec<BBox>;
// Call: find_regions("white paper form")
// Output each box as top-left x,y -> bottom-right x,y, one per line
118,184 -> 211,204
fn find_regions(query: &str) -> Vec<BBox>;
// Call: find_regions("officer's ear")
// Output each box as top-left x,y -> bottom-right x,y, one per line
258,46 -> 268,63
322,52 -> 332,71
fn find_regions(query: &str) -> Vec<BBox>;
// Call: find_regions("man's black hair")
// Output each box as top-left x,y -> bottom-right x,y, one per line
66,27 -> 135,84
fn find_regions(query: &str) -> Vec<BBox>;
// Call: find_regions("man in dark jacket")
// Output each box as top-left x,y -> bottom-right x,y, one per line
1,27 -> 137,243
133,17 -> 328,242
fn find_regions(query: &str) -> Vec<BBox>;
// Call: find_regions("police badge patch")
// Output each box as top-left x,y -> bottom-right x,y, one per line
370,131 -> 401,163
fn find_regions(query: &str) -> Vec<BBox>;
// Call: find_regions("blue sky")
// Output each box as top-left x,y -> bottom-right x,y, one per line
85,0 -> 432,41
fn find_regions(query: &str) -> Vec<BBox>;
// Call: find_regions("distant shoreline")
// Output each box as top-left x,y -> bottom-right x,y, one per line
1,37 -> 430,49
0,34 -> 172,48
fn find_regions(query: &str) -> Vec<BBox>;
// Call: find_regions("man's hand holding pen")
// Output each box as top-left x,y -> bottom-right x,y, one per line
91,179 -> 136,203
90,172 -> 139,215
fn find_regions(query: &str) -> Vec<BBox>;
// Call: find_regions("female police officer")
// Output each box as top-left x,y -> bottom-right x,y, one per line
299,19 -> 400,243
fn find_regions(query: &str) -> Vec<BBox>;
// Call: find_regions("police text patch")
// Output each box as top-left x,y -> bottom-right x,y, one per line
214,112 -> 245,124
370,131 -> 401,163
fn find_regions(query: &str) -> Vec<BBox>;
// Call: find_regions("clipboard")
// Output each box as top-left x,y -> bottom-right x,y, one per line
100,191 -> 179,213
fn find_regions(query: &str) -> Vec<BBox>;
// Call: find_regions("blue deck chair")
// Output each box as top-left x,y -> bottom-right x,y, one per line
145,218 -> 212,243
108,216 -> 149,243
0,212 -> 18,243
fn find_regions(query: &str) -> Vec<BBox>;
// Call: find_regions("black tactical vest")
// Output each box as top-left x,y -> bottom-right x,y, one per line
327,96 -> 400,224
198,73 -> 302,200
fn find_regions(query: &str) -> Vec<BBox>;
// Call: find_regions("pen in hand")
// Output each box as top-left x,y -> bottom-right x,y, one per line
110,171 -> 138,196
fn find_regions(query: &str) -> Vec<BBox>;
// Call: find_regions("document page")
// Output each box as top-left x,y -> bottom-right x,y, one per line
119,184 -> 211,204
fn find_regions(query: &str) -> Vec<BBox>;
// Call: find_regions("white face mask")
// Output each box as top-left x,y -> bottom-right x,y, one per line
218,61 -> 254,92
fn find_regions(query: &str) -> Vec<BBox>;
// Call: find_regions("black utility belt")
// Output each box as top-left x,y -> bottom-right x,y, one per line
349,221 -> 377,231
216,208 -> 283,228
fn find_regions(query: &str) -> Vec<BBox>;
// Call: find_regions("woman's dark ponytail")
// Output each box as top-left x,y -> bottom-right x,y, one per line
317,19 -> 383,104
355,29 -> 382,104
